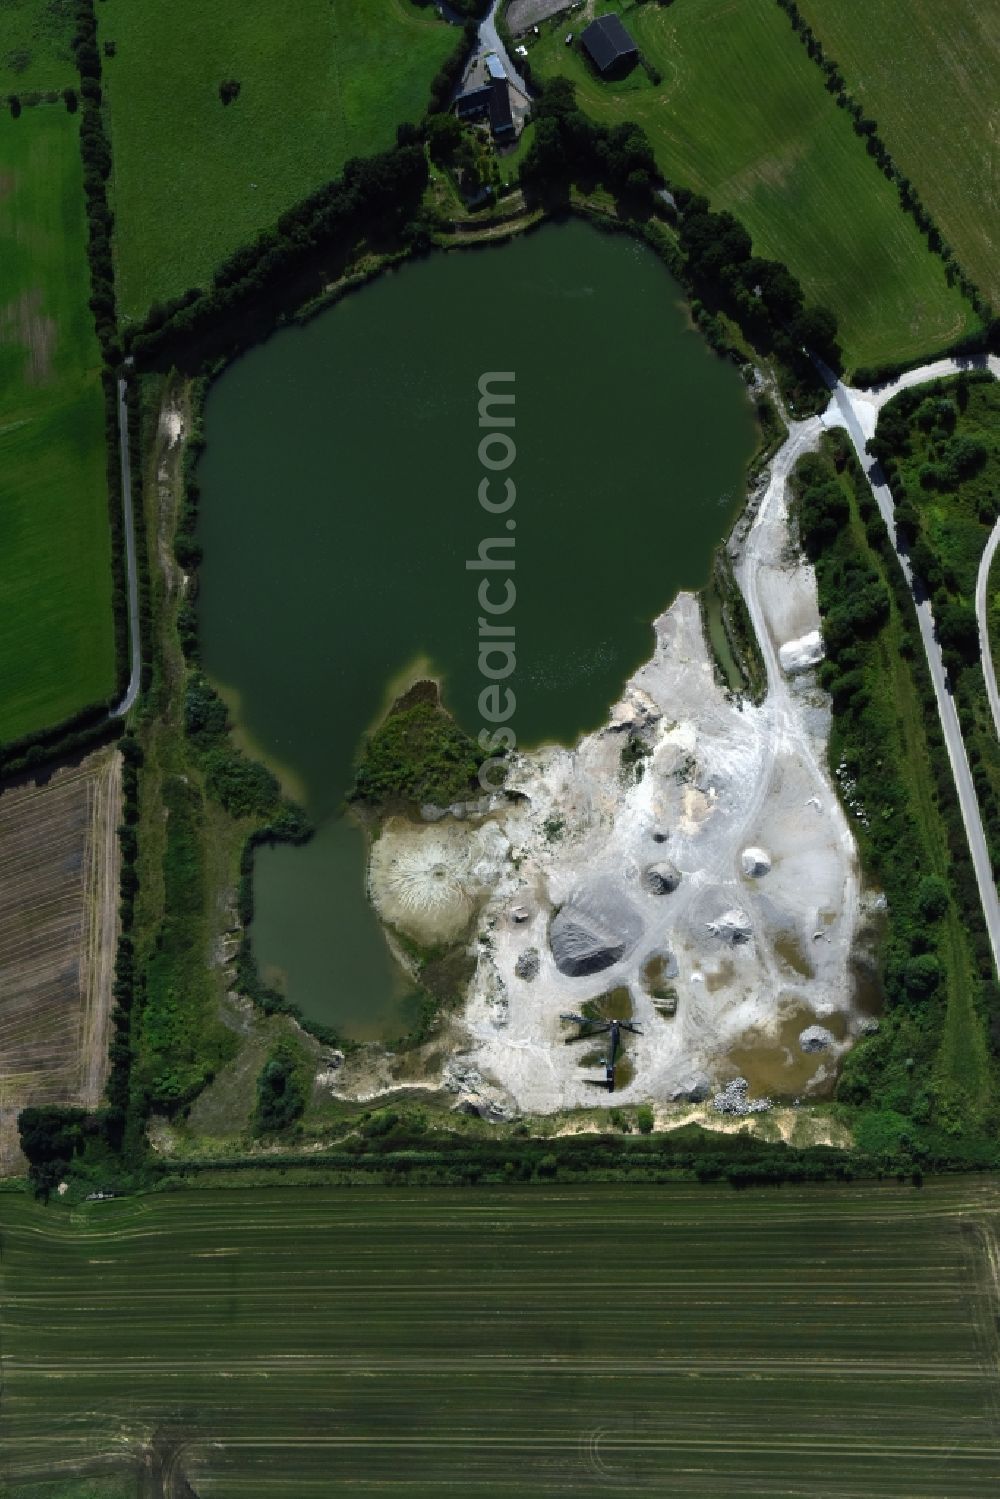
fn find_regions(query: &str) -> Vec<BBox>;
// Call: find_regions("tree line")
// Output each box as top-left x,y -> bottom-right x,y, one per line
126,141 -> 429,370
519,79 -> 840,407
793,435 -> 999,1140
774,0 -> 992,329
870,375 -> 1000,886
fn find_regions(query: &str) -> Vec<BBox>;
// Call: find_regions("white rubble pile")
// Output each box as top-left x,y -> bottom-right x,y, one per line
712,1077 -> 772,1116
444,1058 -> 518,1122
707,908 -> 753,944
741,846 -> 771,877
779,630 -> 824,675
799,1025 -> 836,1053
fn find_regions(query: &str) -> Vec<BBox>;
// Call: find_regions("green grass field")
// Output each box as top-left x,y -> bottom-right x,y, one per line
0,108 -> 115,742
98,0 -> 457,319
797,0 -> 1000,311
2,1179 -> 1000,1496
0,0 -> 75,96
525,0 -> 978,372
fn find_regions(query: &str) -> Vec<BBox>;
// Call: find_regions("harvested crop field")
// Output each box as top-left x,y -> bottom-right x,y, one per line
0,750 -> 120,1174
2,1178 -> 999,1496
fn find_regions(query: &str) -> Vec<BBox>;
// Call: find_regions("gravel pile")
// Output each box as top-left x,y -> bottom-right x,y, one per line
712,1077 -> 772,1115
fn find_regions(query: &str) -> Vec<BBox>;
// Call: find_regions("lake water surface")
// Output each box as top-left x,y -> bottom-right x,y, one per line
197,219 -> 757,1037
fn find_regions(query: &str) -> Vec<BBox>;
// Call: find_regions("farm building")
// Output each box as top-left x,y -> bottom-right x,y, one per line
455,54 -> 515,142
488,78 -> 515,139
581,15 -> 639,76
455,84 -> 492,121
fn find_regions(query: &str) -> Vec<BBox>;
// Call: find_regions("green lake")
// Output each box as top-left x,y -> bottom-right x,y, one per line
197,218 -> 757,1039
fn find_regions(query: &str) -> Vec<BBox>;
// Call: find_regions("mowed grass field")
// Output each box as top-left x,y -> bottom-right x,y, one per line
526,0 -> 978,372
98,0 -> 457,319
0,108 -> 115,742
797,0 -> 1000,311
3,1179 -> 1000,1497
0,0 -> 75,96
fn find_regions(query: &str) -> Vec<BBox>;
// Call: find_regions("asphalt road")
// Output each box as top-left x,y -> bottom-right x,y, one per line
113,374 -> 140,718
823,370 -> 1000,977
479,0 -> 530,95
976,516 -> 1000,740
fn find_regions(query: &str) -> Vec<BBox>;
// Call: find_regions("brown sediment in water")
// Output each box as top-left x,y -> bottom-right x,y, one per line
211,679 -> 309,806
642,954 -> 676,1002
704,959 -> 735,993
726,1000 -> 849,1100
773,931 -> 814,980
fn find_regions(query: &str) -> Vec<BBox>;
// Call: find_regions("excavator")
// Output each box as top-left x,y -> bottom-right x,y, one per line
560,1012 -> 641,1093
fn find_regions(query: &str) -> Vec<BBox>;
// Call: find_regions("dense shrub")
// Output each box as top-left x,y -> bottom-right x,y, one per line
254,1040 -> 307,1134
17,1106 -> 89,1198
520,78 -> 658,205
129,144 -> 429,370
351,700 -> 493,809
203,747 -> 280,819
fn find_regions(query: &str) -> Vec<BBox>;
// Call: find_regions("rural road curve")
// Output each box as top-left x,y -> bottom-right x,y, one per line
113,374 -> 140,718
478,0 -> 530,95
976,516 -> 1000,740
819,356 -> 1000,978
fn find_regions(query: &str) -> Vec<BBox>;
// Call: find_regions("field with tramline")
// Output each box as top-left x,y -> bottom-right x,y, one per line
0,107 -> 115,743
797,0 -> 1000,310
2,1178 -> 1000,1496
0,751 -> 119,1174
525,0 -> 978,372
98,0 -> 458,318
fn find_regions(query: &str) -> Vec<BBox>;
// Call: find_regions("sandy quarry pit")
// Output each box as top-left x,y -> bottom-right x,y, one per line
362,414 -> 864,1116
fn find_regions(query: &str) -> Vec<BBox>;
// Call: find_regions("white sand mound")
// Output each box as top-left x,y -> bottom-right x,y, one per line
370,818 -> 509,945
741,846 -> 771,877
779,630 -> 824,675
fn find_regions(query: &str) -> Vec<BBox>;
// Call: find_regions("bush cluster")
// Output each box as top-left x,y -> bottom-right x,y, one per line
520,78 -> 659,205
128,144 -> 429,370
351,700 -> 492,810
427,19 -> 478,116
793,436 -> 996,1130
869,376 -> 1000,884
673,188 -> 840,406
254,1039 -> 308,1135
72,0 -> 119,361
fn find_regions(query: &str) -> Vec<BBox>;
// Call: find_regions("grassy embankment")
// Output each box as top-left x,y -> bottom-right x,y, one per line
0,0 -> 75,95
791,433 -> 995,1145
797,0 -> 1000,310
3,1179 -> 1000,1497
523,0 -> 978,372
118,375 -> 329,1150
0,107 -> 115,741
97,0 -> 457,318
870,375 -> 1000,887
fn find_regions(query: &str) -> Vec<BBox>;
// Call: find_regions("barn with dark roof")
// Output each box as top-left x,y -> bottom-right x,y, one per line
581,14 -> 639,77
